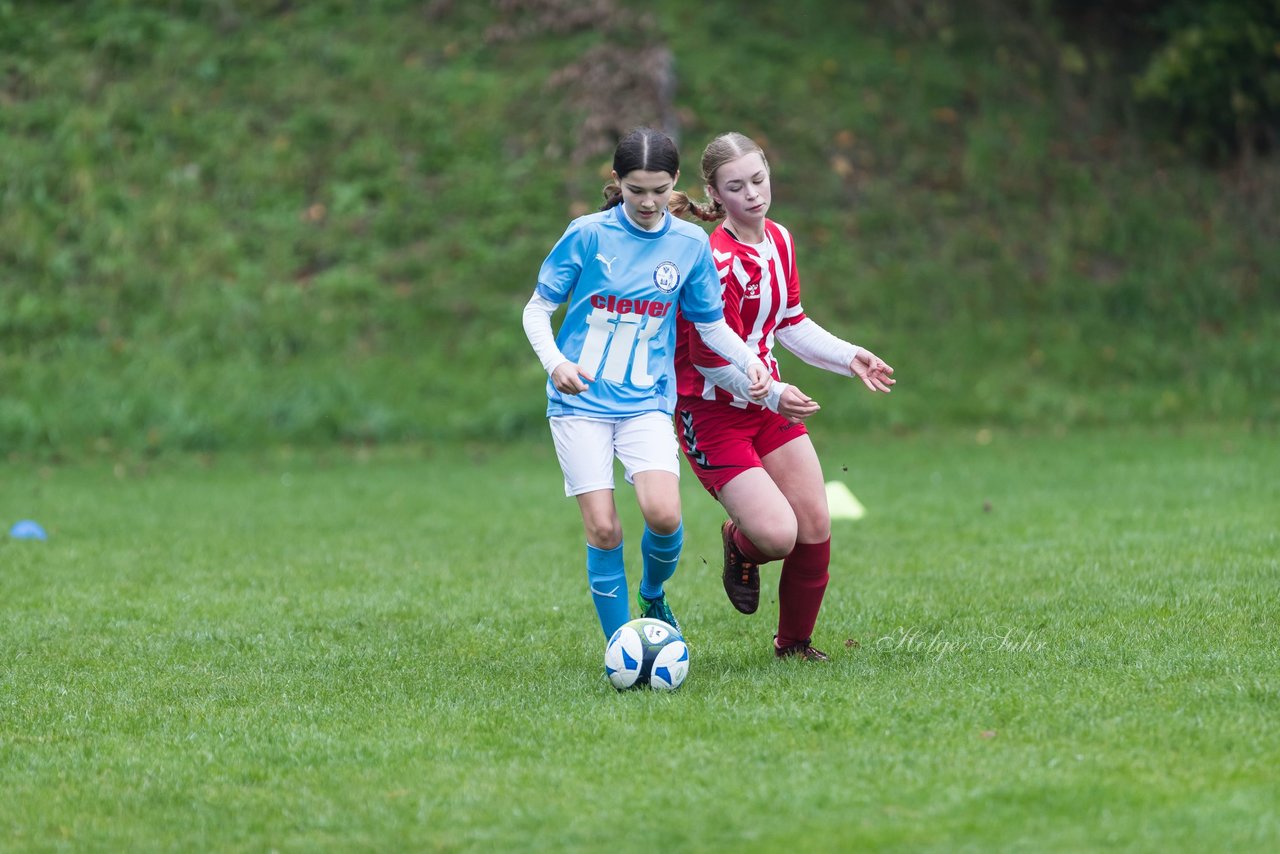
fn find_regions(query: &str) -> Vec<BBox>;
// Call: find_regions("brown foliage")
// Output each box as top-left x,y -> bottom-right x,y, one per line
484,0 -> 677,164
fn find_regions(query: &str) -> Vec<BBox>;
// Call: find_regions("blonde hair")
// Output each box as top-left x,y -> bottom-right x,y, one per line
669,132 -> 770,222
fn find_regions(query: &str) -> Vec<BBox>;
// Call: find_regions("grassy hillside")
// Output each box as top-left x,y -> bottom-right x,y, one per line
2,1 -> 1276,456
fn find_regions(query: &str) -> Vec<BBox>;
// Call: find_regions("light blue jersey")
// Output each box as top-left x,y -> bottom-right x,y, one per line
536,205 -> 725,418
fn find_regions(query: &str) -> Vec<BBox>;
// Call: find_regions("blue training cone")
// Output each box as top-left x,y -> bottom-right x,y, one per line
9,520 -> 48,541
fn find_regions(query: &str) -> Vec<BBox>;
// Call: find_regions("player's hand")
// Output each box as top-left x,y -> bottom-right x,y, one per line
551,361 -> 593,395
851,349 -> 895,393
746,362 -> 771,401
778,385 -> 820,423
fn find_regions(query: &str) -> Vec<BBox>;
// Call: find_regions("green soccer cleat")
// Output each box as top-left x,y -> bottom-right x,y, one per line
637,590 -> 681,634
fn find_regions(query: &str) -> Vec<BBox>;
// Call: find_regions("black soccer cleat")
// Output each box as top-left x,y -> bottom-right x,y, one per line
721,519 -> 760,615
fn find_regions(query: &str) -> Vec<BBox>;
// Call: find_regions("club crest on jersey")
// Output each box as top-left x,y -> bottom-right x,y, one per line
652,261 -> 680,293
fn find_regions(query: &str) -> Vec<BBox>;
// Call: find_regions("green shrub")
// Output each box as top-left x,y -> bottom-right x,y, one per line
1135,0 -> 1280,160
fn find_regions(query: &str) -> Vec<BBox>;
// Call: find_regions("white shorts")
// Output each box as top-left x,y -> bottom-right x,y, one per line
549,412 -> 681,497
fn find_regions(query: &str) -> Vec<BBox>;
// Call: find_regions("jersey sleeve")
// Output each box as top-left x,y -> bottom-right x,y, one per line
685,241 -> 736,370
535,219 -> 592,304
677,237 -> 725,325
774,221 -> 806,330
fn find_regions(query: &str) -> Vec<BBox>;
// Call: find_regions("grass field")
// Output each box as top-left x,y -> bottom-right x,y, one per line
2,426 -> 1277,851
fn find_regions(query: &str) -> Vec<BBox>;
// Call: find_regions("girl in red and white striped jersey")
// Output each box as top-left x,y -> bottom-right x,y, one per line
670,132 -> 895,661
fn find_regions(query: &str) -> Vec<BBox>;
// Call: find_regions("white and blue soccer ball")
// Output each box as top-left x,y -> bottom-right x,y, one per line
604,617 -> 690,691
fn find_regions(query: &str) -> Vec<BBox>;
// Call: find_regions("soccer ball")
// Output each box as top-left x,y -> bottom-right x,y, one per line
604,617 -> 690,691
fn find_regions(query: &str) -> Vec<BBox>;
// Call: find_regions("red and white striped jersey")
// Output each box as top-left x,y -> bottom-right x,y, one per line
675,219 -> 806,407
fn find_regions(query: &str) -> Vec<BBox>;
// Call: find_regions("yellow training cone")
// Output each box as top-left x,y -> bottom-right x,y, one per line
825,481 -> 866,520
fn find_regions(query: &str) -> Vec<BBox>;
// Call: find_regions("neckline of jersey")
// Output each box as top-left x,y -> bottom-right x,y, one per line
613,204 -> 671,239
722,222 -> 771,249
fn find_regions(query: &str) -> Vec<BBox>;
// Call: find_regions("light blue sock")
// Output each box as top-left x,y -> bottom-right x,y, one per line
586,542 -> 629,639
639,522 -> 683,602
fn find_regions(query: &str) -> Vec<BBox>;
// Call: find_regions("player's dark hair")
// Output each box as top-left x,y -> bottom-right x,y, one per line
600,127 -> 681,211
670,131 -> 770,223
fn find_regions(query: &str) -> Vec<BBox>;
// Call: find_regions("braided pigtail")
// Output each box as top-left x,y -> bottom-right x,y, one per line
669,190 -> 725,222
600,181 -> 623,211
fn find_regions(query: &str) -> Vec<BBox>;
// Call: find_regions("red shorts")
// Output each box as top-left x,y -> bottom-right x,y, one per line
676,397 -> 808,496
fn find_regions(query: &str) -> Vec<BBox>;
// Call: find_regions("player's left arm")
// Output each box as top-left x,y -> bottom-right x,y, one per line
775,318 -> 895,393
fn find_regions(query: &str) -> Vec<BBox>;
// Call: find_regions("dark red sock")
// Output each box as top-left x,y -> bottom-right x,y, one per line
776,538 -> 831,649
732,524 -> 772,565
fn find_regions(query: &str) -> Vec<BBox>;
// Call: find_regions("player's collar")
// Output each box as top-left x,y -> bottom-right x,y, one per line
614,204 -> 671,239
721,222 -> 769,247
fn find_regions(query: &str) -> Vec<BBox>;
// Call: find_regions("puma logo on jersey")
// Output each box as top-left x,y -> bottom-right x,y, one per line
595,253 -> 617,274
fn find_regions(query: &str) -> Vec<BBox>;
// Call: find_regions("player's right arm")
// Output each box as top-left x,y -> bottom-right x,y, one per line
525,218 -> 599,395
692,320 -> 771,401
682,236 -> 772,402
522,292 -> 594,394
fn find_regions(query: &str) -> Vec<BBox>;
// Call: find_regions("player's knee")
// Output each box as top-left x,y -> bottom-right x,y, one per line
752,517 -> 798,560
796,510 -> 831,544
583,518 -> 623,550
645,509 -> 682,536
757,535 -> 796,561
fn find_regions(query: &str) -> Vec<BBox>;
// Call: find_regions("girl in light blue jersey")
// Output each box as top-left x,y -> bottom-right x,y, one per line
523,127 -> 771,642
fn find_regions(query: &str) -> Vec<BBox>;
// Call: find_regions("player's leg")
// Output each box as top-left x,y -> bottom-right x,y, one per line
675,402 -> 793,614
575,489 -> 631,639
761,432 -> 830,544
761,434 -> 832,659
713,469 -> 798,616
678,401 -> 797,615
572,487 -> 630,637
619,413 -> 684,630
631,470 -> 683,630
551,417 -> 629,639
717,468 -> 799,561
